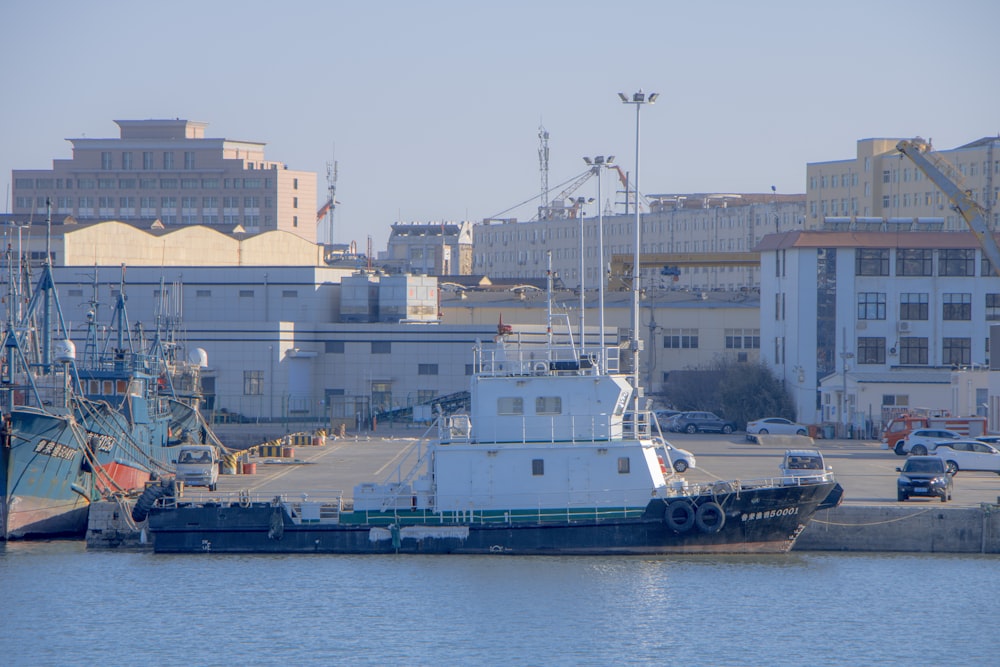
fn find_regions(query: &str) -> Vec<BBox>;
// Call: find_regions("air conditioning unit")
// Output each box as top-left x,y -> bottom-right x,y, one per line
896,321 -> 911,333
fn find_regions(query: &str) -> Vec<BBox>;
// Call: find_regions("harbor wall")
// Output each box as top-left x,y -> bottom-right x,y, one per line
794,503 -> 1000,554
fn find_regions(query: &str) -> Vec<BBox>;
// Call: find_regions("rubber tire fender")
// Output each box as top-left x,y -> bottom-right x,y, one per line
131,483 -> 168,522
664,500 -> 696,532
695,501 -> 726,533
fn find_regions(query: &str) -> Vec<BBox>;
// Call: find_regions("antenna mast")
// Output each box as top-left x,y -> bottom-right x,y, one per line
324,155 -> 338,245
538,125 -> 549,215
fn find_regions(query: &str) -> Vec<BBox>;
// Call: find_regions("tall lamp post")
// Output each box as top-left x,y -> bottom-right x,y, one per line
619,89 -> 657,411
583,155 -> 615,371
572,195 -> 594,357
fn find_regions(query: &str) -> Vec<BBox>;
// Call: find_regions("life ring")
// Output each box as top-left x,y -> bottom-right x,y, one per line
695,501 -> 726,533
533,361 -> 548,373
664,500 -> 695,532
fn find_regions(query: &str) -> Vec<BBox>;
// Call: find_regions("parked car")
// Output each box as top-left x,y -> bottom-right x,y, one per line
928,439 -> 1000,475
746,417 -> 808,441
654,410 -> 681,429
975,435 -> 1000,447
662,441 -> 697,473
779,449 -> 831,484
671,411 -> 737,435
896,456 -> 953,502
896,428 -> 962,456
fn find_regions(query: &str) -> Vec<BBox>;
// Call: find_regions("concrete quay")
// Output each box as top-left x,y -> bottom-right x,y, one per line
89,426 -> 1000,553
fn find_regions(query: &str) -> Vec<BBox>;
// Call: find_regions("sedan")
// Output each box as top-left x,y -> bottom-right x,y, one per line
746,417 -> 808,441
929,440 -> 1000,475
896,456 -> 953,502
663,442 -> 696,473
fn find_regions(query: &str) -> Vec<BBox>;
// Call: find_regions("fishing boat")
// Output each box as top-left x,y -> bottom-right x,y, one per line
148,282 -> 841,554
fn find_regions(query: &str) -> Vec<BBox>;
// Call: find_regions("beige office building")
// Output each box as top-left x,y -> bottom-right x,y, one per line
806,136 -> 1000,229
11,119 -> 317,241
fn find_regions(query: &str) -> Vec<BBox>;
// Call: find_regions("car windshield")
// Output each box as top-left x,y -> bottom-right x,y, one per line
786,456 -> 822,470
904,459 -> 944,473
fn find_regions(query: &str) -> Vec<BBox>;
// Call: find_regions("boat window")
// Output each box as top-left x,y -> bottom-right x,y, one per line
531,459 -> 544,476
102,380 -> 113,395
618,457 -> 631,474
535,396 -> 562,415
498,397 -> 524,415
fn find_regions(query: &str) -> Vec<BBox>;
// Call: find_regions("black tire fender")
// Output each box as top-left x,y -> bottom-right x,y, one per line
695,501 -> 726,533
664,501 -> 696,532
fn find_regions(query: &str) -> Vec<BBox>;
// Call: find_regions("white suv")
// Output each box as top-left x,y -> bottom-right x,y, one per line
900,428 -> 961,456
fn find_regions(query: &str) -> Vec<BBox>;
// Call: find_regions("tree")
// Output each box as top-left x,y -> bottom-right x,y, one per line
661,358 -> 795,427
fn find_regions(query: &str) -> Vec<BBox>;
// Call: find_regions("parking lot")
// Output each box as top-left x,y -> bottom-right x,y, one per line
664,432 -> 1000,507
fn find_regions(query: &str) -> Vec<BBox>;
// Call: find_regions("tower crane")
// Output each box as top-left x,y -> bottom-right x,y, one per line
896,138 -> 1000,277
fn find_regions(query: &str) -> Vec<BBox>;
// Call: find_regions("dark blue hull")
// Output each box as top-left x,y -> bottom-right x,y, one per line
148,481 -> 837,555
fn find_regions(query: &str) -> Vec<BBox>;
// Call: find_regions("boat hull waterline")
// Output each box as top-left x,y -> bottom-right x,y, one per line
149,482 -> 836,555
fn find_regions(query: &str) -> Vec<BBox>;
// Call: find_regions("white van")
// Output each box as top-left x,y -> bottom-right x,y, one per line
174,444 -> 219,491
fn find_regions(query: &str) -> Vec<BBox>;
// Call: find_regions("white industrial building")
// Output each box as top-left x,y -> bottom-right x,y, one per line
758,227 -> 994,436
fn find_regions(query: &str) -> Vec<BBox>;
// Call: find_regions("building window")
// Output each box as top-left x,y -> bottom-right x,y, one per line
939,249 -> 975,276
465,364 -> 474,376
775,292 -> 784,320
282,290 -> 298,298
896,248 -> 933,276
243,370 -> 264,395
121,152 -> 133,170
371,341 -> 391,354
293,216 -> 298,227
535,396 -> 562,415
196,289 -> 211,297
943,338 -> 971,366
184,151 -> 195,169
986,294 -> 1000,321
499,397 -> 524,415
855,248 -> 889,276
943,293 -> 972,320
239,289 -> 254,298
857,292 -> 886,320
142,151 -> 153,169
418,363 -> 439,375
725,329 -> 760,349
900,293 -> 929,320
857,337 -> 886,364
899,337 -> 928,365
663,328 -> 698,349
163,152 -> 174,170
101,152 -> 112,170
532,459 -> 544,476
325,341 -> 344,353
617,457 -> 631,474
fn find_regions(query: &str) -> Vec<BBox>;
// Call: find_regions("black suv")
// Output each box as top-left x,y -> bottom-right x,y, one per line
671,411 -> 737,435
896,456 -> 953,502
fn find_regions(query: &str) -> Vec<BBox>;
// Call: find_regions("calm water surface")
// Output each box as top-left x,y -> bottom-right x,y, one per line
1,541 -> 997,666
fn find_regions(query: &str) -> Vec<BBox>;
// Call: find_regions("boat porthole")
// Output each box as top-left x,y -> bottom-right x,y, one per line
695,501 -> 725,533
664,500 -> 696,532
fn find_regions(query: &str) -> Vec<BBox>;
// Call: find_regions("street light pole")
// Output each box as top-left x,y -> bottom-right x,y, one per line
584,155 -> 615,372
619,89 -> 657,412
573,195 -> 593,358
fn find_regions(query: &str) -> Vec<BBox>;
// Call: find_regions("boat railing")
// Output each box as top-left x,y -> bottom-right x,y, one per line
440,413 -> 621,445
474,341 -> 620,377
158,489 -> 348,524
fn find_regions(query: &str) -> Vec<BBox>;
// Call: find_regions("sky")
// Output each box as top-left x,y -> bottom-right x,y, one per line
2,0 -> 999,251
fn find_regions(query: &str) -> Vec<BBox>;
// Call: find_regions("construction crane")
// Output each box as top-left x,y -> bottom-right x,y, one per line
896,138 -> 1000,277
536,169 -> 595,220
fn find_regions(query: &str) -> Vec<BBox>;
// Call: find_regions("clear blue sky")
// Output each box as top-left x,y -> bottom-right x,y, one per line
2,0 -> 998,251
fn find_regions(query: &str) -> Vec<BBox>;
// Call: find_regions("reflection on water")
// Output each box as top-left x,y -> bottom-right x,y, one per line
2,542 -> 997,666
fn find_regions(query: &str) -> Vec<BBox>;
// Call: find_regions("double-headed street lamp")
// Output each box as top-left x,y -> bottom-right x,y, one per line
619,89 -> 657,410
583,155 -> 615,370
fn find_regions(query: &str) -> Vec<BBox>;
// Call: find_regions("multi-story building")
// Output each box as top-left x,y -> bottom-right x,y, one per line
806,136 -> 1000,229
759,228 -> 993,434
473,193 -> 805,292
380,221 -> 473,275
11,119 -> 317,241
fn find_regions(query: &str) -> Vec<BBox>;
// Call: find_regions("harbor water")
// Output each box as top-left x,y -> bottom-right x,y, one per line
2,541 -> 997,666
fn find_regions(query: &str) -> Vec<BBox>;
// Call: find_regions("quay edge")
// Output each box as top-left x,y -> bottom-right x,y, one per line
794,503 -> 1000,554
